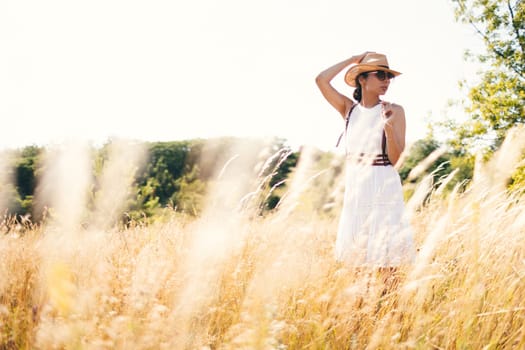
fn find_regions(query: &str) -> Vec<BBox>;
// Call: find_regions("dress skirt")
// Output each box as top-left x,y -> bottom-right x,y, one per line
335,162 -> 415,267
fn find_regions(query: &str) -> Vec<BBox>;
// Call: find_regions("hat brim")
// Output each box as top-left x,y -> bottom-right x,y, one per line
344,64 -> 402,87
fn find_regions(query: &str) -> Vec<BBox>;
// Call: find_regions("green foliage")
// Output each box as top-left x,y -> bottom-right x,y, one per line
509,163 -> 525,193
265,194 -> 281,210
0,146 -> 44,217
5,136 -> 476,222
399,137 -> 474,195
170,165 -> 206,215
1,135 -> 478,224
15,146 -> 41,200
269,151 -> 299,188
125,178 -> 162,222
258,147 -> 298,211
451,0 -> 525,149
447,153 -> 475,191
1,184 -> 23,214
0,138 -> 296,223
399,138 -> 450,182
137,141 -> 191,206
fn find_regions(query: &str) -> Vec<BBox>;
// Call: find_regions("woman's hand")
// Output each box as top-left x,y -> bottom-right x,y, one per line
381,101 -> 394,122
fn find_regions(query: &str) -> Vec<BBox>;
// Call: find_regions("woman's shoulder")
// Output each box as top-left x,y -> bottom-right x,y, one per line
386,102 -> 405,117
390,102 -> 404,112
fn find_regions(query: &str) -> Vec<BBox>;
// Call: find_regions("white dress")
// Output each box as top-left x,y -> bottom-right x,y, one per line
335,103 -> 415,267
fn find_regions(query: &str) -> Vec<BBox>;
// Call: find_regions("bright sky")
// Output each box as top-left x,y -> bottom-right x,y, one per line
0,0 -> 483,150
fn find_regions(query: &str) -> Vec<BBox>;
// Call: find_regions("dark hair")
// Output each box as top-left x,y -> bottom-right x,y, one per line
353,72 -> 369,102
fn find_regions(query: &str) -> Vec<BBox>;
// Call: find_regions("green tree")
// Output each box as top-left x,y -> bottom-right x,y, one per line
170,164 -> 206,215
399,137 -> 474,194
399,138 -> 450,182
136,141 -> 190,206
451,0 -> 525,149
14,146 -> 42,215
264,149 -> 298,210
15,146 -> 41,199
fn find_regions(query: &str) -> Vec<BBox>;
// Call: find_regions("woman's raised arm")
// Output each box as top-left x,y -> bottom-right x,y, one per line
315,52 -> 369,118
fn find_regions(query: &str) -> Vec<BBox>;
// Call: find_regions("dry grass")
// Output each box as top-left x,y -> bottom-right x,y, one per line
1,136 -> 525,349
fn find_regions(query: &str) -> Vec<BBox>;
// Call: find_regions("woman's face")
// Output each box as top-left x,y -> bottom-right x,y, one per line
361,70 -> 393,96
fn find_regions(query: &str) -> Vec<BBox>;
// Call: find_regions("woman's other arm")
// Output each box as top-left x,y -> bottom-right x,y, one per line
382,102 -> 406,166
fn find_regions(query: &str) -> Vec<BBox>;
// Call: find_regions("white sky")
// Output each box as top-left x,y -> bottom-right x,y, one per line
0,0 -> 483,150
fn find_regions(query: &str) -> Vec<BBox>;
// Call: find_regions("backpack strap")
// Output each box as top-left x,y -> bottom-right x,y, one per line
335,103 -> 357,147
380,101 -> 391,164
381,130 -> 390,164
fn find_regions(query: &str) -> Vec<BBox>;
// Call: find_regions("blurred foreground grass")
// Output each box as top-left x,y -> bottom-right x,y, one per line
1,137 -> 525,349
2,190 -> 525,348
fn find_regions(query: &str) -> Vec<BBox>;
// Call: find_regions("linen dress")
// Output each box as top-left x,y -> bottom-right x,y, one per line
335,103 -> 415,267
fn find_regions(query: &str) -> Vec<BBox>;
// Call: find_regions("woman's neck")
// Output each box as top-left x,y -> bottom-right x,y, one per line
360,93 -> 380,108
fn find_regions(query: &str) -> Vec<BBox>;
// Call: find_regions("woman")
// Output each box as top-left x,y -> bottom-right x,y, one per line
316,52 -> 414,268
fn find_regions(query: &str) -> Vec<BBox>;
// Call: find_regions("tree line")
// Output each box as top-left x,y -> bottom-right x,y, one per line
0,138 -> 300,224
0,134 -> 475,225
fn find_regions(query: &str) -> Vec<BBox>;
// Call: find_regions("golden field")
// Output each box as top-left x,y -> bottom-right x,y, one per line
1,135 -> 525,349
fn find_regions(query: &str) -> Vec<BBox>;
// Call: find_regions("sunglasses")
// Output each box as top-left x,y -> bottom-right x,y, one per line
368,70 -> 395,81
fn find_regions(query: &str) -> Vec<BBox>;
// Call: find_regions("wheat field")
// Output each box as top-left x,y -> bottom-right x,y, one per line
1,134 -> 525,349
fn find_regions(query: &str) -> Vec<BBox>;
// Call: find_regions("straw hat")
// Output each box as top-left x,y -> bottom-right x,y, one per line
344,52 -> 401,87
